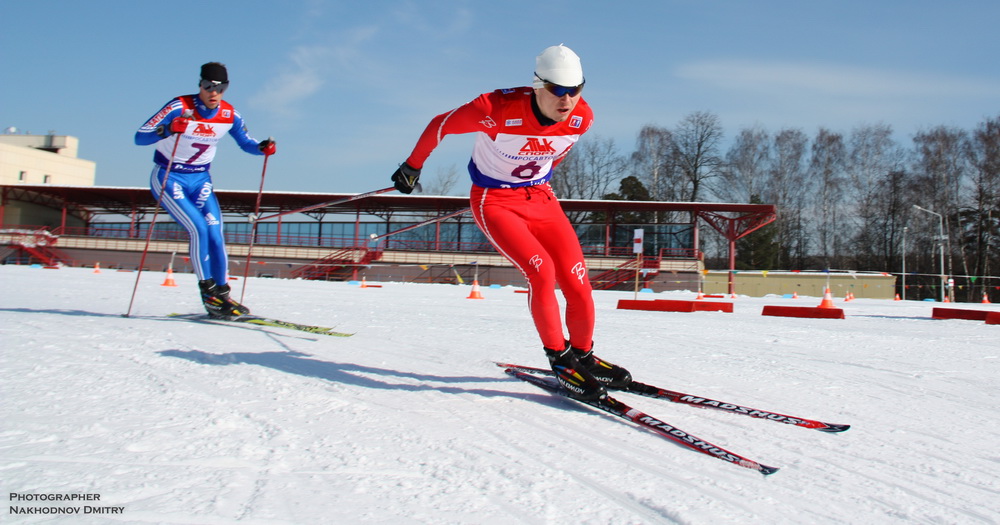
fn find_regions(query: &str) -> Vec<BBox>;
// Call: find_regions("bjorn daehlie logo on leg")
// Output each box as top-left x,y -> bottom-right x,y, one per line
571,262 -> 587,284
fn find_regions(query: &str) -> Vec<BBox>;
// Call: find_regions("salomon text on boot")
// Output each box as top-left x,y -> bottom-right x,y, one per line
545,344 -> 607,401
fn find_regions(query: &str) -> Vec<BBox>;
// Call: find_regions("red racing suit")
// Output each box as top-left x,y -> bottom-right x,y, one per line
404,87 -> 595,350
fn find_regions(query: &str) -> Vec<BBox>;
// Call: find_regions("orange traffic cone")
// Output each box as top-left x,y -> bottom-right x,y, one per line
818,288 -> 835,308
161,267 -> 177,287
467,280 -> 484,299
894,293 -> 901,301
943,295 -> 950,303
983,293 -> 991,304
93,262 -> 101,274
695,290 -> 705,300
792,292 -> 799,299
361,277 -> 368,288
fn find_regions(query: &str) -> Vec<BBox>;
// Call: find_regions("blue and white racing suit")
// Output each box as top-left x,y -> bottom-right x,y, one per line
135,94 -> 264,283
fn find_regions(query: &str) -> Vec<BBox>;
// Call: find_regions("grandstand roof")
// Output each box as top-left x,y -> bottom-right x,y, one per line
2,184 -> 775,222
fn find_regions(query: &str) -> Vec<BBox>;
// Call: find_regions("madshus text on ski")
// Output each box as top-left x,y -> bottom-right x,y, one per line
498,362 -> 849,432
499,362 -> 850,475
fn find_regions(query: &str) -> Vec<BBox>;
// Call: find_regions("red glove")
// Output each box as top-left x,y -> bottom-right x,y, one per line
258,138 -> 276,156
170,117 -> 191,134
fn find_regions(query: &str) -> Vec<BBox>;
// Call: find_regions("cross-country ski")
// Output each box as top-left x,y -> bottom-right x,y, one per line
168,312 -> 353,337
496,361 -> 849,432
504,367 -> 781,475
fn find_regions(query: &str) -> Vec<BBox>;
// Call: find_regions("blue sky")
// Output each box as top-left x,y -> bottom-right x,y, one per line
2,1 -> 997,195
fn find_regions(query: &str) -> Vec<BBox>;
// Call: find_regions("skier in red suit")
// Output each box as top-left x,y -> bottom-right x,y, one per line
391,45 -> 631,400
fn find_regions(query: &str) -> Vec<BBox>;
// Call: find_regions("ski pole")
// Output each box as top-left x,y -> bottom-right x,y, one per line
123,123 -> 187,317
238,149 -> 272,303
257,186 -> 397,221
369,208 -> 470,242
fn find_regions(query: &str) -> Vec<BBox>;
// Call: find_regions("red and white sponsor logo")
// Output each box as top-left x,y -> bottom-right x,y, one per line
518,138 -> 556,156
192,123 -> 217,137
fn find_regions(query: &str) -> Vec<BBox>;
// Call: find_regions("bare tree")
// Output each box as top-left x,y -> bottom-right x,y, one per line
765,128 -> 811,268
705,125 -> 771,269
845,123 -> 905,269
551,134 -> 627,220
809,128 -> 848,268
630,124 -> 677,202
716,125 -> 770,203
419,164 -> 463,196
672,111 -> 724,202
964,115 -> 1000,300
912,126 -> 972,289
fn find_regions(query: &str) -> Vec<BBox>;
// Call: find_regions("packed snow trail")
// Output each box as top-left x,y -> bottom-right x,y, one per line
2,265 -> 998,524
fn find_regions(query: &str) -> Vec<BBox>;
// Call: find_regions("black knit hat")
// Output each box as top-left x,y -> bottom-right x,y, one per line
200,62 -> 228,83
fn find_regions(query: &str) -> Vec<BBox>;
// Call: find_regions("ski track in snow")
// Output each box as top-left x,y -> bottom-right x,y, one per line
1,265 -> 998,524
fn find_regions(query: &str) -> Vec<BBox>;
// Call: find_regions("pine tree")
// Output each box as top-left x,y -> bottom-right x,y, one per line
736,195 -> 781,270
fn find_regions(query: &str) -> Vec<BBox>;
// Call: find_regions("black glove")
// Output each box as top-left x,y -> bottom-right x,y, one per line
391,163 -> 421,194
258,137 -> 276,156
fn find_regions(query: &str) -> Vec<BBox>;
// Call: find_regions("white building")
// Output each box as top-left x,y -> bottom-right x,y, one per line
0,131 -> 96,187
0,131 -> 96,227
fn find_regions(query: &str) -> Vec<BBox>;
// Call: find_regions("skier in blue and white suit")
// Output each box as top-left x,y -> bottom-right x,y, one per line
135,62 -> 276,317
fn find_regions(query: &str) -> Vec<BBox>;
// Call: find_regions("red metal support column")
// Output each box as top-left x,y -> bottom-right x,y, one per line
697,210 -> 776,296
730,218 -> 740,294
604,219 -> 611,256
691,211 -> 699,260
353,208 -> 361,248
434,219 -> 442,251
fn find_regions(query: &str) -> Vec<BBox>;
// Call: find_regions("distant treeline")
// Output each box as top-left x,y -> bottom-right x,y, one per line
550,112 -> 999,302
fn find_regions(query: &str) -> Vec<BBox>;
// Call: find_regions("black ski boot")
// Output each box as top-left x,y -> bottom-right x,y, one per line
573,345 -> 632,388
199,279 -> 250,318
545,344 -> 607,401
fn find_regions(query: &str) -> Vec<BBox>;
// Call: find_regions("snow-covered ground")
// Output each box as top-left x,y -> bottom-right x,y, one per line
2,264 -> 998,524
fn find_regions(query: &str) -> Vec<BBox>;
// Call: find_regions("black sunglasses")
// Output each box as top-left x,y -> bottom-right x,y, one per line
537,76 -> 585,97
199,79 -> 229,93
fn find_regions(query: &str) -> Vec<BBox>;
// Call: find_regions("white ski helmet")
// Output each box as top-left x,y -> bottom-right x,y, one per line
533,44 -> 584,88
